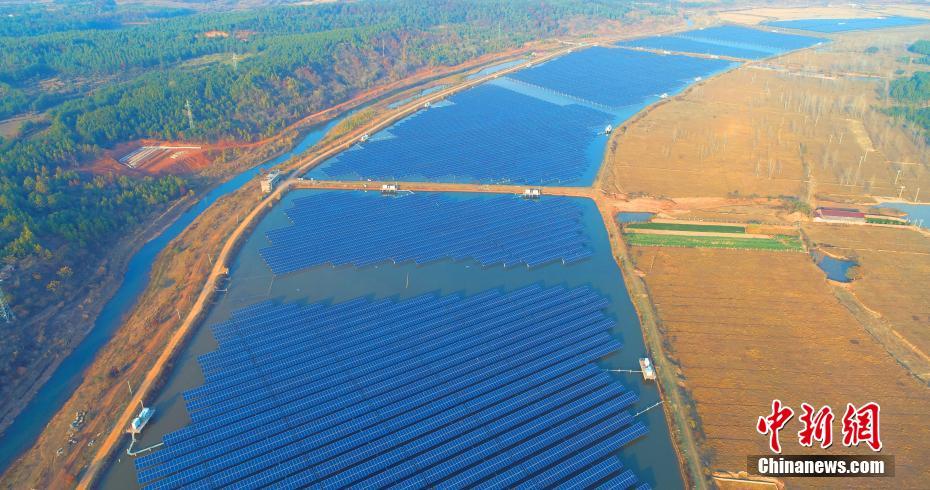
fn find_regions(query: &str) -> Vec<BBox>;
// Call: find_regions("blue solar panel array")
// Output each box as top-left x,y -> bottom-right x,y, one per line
508,47 -> 733,108
619,36 -> 774,60
259,193 -> 592,274
134,285 -> 648,489
620,25 -> 824,60
312,83 -> 614,185
766,16 -> 928,33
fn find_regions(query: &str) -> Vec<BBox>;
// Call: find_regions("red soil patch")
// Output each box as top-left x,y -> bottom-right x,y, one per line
82,139 -> 246,176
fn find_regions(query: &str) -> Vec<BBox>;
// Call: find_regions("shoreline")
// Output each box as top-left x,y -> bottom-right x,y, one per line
0,39 -> 557,482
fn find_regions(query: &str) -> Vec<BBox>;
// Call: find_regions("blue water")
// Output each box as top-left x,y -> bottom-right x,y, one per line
0,117 -> 344,475
878,202 -> 930,228
679,26 -> 825,53
312,83 -> 616,185
133,286 -> 648,489
98,191 -> 685,489
616,212 -> 654,223
465,59 -> 524,80
509,47 -> 733,108
766,16 -> 928,33
619,36 -> 773,59
813,252 -> 856,282
311,48 -> 735,186
387,85 -> 449,109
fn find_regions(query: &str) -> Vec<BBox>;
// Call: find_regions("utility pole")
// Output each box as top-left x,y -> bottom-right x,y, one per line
0,285 -> 13,324
894,168 -> 902,185
898,185 -> 906,199
915,187 -> 921,203
185,99 -> 195,131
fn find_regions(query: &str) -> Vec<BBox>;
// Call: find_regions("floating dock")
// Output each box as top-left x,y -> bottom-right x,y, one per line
639,357 -> 656,381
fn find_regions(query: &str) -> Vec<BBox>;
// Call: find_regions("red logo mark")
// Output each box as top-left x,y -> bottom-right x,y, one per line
797,403 -> 834,449
757,399 -> 794,453
842,402 -> 882,451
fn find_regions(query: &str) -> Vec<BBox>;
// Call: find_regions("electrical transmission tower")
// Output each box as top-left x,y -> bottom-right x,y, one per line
185,99 -> 195,131
0,285 -> 14,324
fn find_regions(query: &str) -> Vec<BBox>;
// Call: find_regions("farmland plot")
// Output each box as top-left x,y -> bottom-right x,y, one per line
629,246 -> 930,488
803,222 -> 930,359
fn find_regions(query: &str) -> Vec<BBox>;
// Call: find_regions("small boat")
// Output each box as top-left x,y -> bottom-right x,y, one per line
604,124 -> 613,134
639,358 -> 656,381
127,407 -> 155,434
360,133 -> 370,142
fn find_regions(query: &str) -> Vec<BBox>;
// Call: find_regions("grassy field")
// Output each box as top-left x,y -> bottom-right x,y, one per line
630,246 -> 930,488
625,232 -> 804,251
626,222 -> 747,233
804,222 -> 930,359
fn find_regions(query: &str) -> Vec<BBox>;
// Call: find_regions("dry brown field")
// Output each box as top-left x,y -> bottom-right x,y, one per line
776,25 -> 930,77
717,5 -> 930,25
629,245 -> 930,488
803,222 -> 930,362
598,57 -> 930,203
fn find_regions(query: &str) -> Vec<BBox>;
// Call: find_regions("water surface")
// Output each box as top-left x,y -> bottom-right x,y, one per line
100,191 -> 685,489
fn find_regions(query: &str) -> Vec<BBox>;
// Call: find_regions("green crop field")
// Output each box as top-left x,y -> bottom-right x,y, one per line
866,217 -> 906,225
624,233 -> 804,251
626,222 -> 747,233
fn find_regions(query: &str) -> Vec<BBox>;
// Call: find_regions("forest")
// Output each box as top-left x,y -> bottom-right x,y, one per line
887,41 -> 930,140
0,0 -> 647,420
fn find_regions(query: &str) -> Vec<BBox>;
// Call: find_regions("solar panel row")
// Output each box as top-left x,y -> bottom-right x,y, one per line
507,47 -> 733,108
618,25 -> 825,60
259,193 -> 593,275
765,16 -> 928,33
310,47 -> 733,185
310,83 -> 614,185
134,285 -> 648,489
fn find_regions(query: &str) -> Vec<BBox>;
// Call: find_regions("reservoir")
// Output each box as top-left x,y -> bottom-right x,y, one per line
99,191 -> 684,489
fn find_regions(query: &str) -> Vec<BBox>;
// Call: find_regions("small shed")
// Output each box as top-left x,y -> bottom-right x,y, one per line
814,207 -> 865,223
260,171 -> 281,194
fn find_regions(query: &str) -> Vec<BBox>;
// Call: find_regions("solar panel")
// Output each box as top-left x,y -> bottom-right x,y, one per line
134,286 -> 650,488
259,193 -> 592,275
618,26 -> 825,60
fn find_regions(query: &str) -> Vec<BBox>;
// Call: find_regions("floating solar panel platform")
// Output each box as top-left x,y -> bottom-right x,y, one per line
310,82 -> 614,185
134,284 -> 648,489
508,47 -> 734,109
619,25 -> 825,60
259,192 -> 593,275
765,16 -> 928,33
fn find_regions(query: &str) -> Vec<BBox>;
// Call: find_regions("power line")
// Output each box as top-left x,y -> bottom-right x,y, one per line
0,285 -> 14,324
185,99 -> 195,131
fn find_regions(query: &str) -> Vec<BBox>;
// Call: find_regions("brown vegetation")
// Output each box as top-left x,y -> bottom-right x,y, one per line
803,222 -> 930,364
598,57 -> 930,203
629,246 -> 930,488
598,22 -> 930,205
